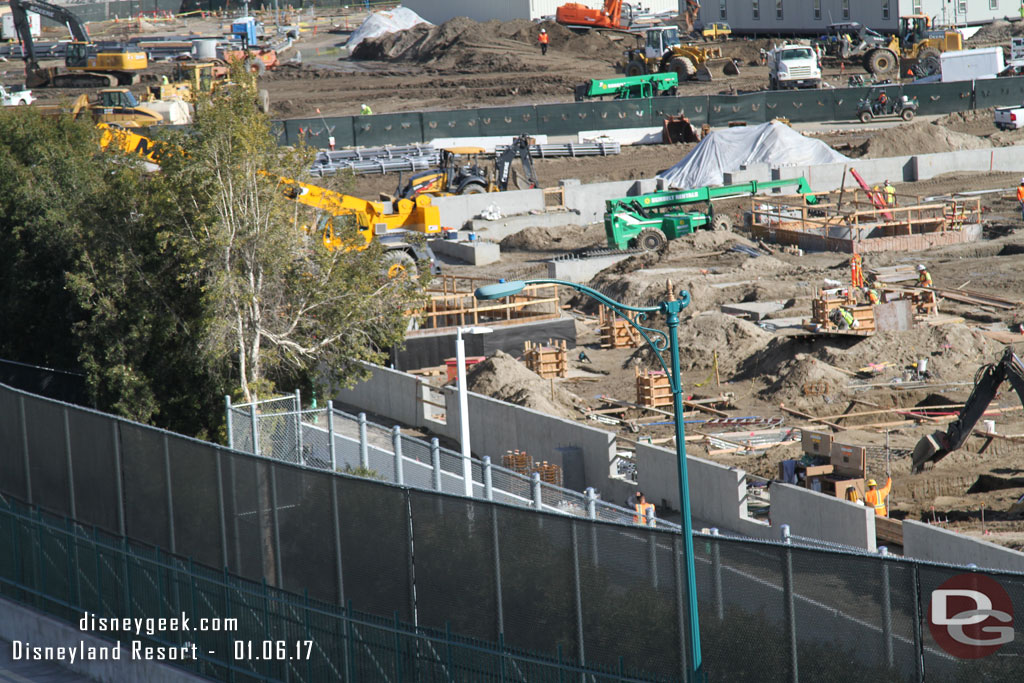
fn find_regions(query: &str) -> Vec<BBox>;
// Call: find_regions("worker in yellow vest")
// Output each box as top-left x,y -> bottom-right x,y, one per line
863,286 -> 880,306
633,492 -> 656,526
864,477 -> 892,516
883,180 -> 896,207
916,264 -> 932,288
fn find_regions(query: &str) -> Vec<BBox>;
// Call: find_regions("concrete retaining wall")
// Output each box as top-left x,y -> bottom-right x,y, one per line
428,237 -> 501,265
563,178 -> 658,223
770,484 -> 877,551
546,252 -> 633,282
433,188 -> 544,229
902,520 -> 1024,572
333,363 -> 425,428
912,144 -> 1024,181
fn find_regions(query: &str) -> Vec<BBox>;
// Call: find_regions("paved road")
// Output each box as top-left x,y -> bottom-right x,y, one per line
0,640 -> 93,683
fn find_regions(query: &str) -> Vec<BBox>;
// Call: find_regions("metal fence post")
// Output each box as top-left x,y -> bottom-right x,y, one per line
216,450 -> 229,570
250,403 -> 260,456
112,421 -> 126,537
570,521 -> 586,670
18,396 -> 32,504
491,506 -> 504,640
879,546 -> 894,669
270,464 -> 283,587
431,438 -> 442,491
295,389 -> 304,465
163,435 -> 176,554
393,426 -> 404,486
585,488 -> 596,520
224,395 -> 234,449
358,413 -> 369,470
328,401 -> 338,472
483,456 -> 493,501
911,563 -> 924,682
648,529 -> 659,589
710,528 -> 724,622
62,407 -> 77,519
331,479 -> 346,607
404,490 -> 418,628
531,473 -> 543,510
781,524 -> 798,683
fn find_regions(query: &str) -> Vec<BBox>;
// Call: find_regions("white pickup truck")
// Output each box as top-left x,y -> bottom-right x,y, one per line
995,104 -> 1024,131
0,85 -> 35,106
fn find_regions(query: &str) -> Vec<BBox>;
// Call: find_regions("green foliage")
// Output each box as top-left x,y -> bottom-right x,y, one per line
341,465 -> 383,480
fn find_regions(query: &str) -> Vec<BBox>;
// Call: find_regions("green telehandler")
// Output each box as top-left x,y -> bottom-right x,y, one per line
604,177 -> 818,250
573,72 -> 679,101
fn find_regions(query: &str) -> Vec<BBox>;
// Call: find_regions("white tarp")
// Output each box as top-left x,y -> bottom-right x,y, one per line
658,121 -> 849,189
346,7 -> 431,52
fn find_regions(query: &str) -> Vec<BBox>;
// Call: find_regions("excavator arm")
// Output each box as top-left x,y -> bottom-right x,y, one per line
494,134 -> 538,192
9,0 -> 89,76
911,349 -> 1024,473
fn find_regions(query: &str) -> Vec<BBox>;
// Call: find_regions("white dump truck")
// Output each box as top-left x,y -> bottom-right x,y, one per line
768,44 -> 821,90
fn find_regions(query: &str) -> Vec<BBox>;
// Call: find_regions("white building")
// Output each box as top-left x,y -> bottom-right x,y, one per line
400,0 -> 680,25
695,0 -> 1021,35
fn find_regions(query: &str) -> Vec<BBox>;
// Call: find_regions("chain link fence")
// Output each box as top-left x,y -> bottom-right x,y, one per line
226,396 -> 676,530
5,382 -> 1024,681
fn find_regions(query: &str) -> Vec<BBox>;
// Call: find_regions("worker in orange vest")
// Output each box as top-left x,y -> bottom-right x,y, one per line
864,477 -> 892,516
1017,177 -> 1024,221
633,491 -> 656,526
916,263 -> 932,288
538,28 -> 549,56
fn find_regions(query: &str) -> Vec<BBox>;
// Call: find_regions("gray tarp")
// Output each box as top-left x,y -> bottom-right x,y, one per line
658,121 -> 849,189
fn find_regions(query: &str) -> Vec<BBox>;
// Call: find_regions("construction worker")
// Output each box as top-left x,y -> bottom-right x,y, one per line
916,263 -> 932,288
874,90 -> 888,116
759,47 -> 767,65
864,286 -> 880,306
1017,177 -> 1024,221
830,307 -> 857,330
538,28 -> 549,56
577,350 -> 592,363
633,492 -> 656,526
360,103 -> 373,116
883,179 -> 896,207
864,477 -> 893,516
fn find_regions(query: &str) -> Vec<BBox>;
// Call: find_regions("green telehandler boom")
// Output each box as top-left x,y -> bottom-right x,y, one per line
574,72 -> 679,101
604,177 -> 818,250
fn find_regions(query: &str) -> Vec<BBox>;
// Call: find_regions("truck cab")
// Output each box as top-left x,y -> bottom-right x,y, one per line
769,44 -> 821,89
641,26 -> 681,61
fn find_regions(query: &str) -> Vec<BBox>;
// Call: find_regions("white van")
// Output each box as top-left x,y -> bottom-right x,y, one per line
769,44 -> 821,89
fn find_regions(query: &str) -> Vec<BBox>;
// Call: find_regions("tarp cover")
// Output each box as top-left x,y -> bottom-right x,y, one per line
347,7 -> 432,52
658,121 -> 849,188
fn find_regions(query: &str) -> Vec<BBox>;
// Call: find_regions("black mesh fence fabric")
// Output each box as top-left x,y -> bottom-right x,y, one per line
0,389 -> 28,501
274,464 -> 337,602
167,436 -> 223,567
119,422 -> 172,549
66,407 -> 119,531
22,394 -> 71,517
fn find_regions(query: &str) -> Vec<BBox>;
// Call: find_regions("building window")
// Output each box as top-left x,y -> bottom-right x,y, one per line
957,0 -> 967,13
988,0 -> 998,9
752,0 -> 759,19
776,0 -> 783,20
882,0 -> 890,19
814,0 -> 821,19
842,0 -> 849,19
912,0 -> 921,12
721,0 -> 727,19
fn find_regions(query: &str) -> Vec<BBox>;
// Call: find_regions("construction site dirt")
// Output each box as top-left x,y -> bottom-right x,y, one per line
9,9 -> 1024,550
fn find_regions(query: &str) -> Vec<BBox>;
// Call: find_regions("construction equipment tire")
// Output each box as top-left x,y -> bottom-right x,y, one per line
865,49 -> 896,75
459,183 -> 487,195
384,251 -> 417,279
918,49 -> 941,77
668,56 -> 697,81
711,214 -> 732,232
859,110 -> 872,123
246,58 -> 267,76
625,60 -> 647,77
635,228 -> 667,251
901,108 -> 915,121
258,89 -> 270,115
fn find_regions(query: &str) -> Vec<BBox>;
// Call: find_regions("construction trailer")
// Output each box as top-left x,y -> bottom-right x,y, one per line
748,188 -> 981,254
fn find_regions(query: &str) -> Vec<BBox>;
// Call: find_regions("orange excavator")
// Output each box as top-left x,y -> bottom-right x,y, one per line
556,0 -> 634,30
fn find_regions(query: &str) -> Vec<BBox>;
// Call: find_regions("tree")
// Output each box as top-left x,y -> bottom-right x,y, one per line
162,68 -> 427,405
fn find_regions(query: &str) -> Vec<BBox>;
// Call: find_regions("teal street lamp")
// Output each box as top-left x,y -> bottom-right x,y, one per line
475,278 -> 703,681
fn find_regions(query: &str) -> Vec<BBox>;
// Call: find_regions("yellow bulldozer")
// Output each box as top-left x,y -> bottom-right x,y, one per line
37,88 -> 163,127
863,15 -> 962,77
622,26 -> 738,82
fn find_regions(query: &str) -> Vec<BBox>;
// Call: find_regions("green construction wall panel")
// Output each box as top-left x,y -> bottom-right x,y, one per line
831,87 -> 870,121
649,95 -> 709,126
588,100 -> 652,131
477,106 -> 538,136
281,117 -> 355,148
421,109 -> 481,140
533,102 -> 589,135
903,81 -> 973,115
974,76 -> 1024,109
707,92 -> 766,126
353,113 -> 423,146
763,90 -> 832,123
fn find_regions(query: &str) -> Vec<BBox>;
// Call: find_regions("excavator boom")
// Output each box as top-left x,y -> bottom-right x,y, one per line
911,348 -> 1024,472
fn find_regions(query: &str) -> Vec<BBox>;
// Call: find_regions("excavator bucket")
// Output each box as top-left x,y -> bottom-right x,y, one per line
911,430 -> 949,473
696,58 -> 740,81
663,115 -> 699,143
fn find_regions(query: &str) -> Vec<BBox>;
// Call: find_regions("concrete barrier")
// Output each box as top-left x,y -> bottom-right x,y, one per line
912,144 -> 1024,181
468,211 -> 589,241
770,484 -> 877,551
563,178 -> 658,223
902,520 -> 1024,572
433,188 -> 545,229
546,252 -> 633,282
333,363 -> 426,428
429,237 -> 501,266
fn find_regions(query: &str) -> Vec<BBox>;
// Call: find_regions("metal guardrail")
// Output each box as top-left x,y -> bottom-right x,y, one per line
227,395 -> 681,532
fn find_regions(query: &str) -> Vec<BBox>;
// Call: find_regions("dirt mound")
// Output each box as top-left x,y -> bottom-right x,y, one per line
968,20 -> 1024,45
857,121 -> 992,158
466,350 -> 584,419
499,224 -> 605,251
351,17 -> 622,68
765,354 -> 852,407
934,108 -> 996,128
678,312 -> 771,371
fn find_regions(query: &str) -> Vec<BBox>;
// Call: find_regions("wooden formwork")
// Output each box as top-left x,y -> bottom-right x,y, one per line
410,275 -> 561,335
523,339 -> 568,378
599,307 -> 639,349
807,290 -> 875,335
636,367 -> 672,408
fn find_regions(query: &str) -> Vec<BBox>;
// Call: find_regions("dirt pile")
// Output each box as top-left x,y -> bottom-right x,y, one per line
968,20 -> 1024,45
677,312 -> 771,371
350,17 -> 623,69
467,350 -> 585,419
500,224 -> 605,252
766,354 -> 853,406
857,120 -> 992,158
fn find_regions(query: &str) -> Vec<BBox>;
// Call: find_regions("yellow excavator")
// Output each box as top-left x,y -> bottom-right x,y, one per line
96,124 -> 444,274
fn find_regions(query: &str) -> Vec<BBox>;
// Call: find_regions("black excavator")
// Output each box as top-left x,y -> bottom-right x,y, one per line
911,348 -> 1024,473
9,0 -> 149,88
397,134 -> 539,199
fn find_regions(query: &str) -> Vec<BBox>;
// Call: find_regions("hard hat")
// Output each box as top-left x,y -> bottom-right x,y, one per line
917,264 -> 926,271
540,28 -> 546,33
1020,177 -> 1024,184
866,479 -> 877,487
